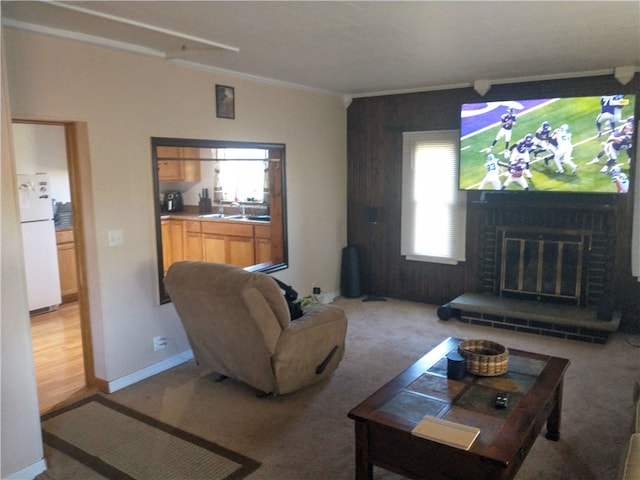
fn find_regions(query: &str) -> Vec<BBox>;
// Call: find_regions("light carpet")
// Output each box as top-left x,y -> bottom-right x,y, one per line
40,297 -> 640,480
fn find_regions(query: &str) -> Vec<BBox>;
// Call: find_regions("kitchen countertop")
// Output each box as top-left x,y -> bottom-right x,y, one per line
159,211 -> 270,224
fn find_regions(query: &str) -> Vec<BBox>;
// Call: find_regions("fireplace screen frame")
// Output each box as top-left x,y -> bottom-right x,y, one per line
496,226 -> 592,306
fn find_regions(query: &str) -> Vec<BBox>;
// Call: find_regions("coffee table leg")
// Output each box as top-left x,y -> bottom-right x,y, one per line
545,379 -> 563,441
354,421 -> 373,480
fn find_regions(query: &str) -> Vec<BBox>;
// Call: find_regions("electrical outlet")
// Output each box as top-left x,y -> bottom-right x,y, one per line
153,336 -> 167,352
108,229 -> 124,247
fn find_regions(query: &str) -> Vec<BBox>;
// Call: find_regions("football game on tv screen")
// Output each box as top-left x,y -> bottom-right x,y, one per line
459,94 -> 636,193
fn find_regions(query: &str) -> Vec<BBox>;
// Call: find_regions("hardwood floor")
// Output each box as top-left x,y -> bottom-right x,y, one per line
30,302 -> 93,414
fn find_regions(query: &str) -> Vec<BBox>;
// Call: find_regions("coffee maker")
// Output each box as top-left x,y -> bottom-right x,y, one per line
163,191 -> 183,212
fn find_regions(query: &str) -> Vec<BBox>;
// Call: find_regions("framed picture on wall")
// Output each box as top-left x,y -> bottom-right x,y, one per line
216,85 -> 235,119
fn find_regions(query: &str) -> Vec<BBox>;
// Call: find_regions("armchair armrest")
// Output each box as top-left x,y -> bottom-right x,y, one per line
271,304 -> 348,395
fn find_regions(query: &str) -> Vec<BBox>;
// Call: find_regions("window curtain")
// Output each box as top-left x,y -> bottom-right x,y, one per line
263,160 -> 269,204
213,160 -> 223,203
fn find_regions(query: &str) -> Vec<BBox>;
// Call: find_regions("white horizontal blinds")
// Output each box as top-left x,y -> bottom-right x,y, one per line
401,130 -> 466,265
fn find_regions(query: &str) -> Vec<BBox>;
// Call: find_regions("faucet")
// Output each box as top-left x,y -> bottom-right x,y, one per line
231,202 -> 246,216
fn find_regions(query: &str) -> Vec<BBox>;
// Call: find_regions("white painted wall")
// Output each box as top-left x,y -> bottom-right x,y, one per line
1,42 -> 47,479
12,123 -> 71,202
4,26 -> 348,378
2,26 -> 347,477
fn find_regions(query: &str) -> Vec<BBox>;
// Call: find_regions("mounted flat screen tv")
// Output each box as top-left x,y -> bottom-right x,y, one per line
459,94 -> 636,193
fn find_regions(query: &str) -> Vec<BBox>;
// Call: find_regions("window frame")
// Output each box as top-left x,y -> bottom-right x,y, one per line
401,130 -> 467,265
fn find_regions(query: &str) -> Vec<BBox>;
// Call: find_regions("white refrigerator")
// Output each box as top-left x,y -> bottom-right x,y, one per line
18,174 -> 62,312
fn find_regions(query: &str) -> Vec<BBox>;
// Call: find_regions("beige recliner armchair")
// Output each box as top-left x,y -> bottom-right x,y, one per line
164,261 -> 348,396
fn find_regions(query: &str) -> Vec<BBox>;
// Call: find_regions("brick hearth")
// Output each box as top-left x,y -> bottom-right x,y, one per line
448,292 -> 620,344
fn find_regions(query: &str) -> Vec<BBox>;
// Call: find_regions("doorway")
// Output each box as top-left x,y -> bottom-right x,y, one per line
13,120 -> 96,413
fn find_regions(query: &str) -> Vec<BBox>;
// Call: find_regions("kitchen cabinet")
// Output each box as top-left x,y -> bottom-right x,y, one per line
202,234 -> 227,264
161,219 -> 185,272
161,217 -> 269,272
156,146 -> 201,182
185,221 -> 203,262
228,236 -> 255,267
168,220 -> 185,265
56,229 -> 78,302
161,219 -> 171,273
201,221 -> 255,268
254,224 -> 273,265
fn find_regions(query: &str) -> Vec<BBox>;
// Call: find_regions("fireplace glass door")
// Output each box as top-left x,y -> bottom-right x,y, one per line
498,227 -> 590,305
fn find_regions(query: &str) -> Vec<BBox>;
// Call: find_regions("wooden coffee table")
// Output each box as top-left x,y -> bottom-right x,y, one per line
348,337 -> 570,480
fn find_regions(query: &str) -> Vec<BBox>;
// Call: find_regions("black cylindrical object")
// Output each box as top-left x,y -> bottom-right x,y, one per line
447,352 -> 466,380
341,246 -> 363,298
596,294 -> 613,321
437,302 -> 459,321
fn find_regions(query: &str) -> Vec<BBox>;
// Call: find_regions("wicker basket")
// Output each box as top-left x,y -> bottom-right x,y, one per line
457,339 -> 509,376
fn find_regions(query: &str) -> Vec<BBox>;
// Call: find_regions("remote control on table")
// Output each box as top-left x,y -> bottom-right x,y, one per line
495,392 -> 509,409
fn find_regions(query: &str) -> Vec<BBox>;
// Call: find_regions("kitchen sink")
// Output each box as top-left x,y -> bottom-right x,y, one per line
198,213 -> 270,221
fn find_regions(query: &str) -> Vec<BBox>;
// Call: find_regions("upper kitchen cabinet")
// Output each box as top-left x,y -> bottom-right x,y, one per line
156,146 -> 204,182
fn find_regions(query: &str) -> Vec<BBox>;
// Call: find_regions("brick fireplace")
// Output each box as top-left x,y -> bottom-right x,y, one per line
447,199 -> 622,343
479,203 -> 615,306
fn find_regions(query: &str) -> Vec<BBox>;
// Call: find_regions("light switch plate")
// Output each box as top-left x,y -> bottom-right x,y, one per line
108,229 -> 124,247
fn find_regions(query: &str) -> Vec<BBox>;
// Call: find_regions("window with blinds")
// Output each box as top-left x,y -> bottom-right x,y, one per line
401,130 -> 466,265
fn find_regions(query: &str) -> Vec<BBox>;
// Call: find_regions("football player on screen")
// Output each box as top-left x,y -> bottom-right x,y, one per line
486,108 -> 517,153
596,95 -> 629,137
587,116 -> 634,171
499,150 -> 530,191
508,134 -> 534,178
547,124 -> 578,174
599,131 -> 632,173
479,153 -> 502,190
610,166 -> 629,193
532,122 -> 555,159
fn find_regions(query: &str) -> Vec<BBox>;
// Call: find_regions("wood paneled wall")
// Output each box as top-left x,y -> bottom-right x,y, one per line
347,75 -> 639,329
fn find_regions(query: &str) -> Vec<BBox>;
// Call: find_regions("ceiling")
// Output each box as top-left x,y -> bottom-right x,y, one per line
2,1 -> 639,97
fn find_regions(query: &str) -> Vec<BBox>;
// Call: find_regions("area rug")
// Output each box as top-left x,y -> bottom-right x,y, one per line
41,394 -> 260,480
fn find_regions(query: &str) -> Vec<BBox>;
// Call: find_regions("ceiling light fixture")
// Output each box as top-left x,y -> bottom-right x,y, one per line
614,66 -> 636,85
473,79 -> 491,97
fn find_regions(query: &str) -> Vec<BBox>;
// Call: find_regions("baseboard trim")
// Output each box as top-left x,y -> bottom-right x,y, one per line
105,350 -> 194,393
5,458 -> 47,480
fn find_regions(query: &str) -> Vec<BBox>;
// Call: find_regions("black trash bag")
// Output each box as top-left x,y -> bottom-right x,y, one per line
273,278 -> 303,320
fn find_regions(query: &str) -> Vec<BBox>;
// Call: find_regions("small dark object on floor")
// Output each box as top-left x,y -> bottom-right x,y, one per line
437,303 -> 459,320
